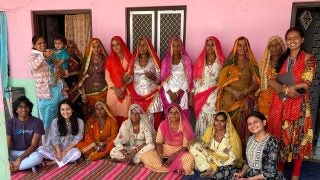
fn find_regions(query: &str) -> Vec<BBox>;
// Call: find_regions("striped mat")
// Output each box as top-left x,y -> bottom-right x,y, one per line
11,160 -> 182,180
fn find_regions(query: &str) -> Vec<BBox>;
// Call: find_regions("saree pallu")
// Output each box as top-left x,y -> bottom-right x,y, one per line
194,86 -> 217,118
268,51 -> 315,161
257,64 -> 274,118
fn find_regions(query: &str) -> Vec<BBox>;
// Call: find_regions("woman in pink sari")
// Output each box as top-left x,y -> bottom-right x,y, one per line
141,103 -> 195,175
190,36 -> 226,139
160,37 -> 193,118
105,36 -> 132,126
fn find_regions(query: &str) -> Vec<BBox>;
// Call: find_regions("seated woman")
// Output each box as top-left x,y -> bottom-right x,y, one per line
189,111 -> 243,178
141,104 -> 195,175
110,104 -> 155,164
77,101 -> 118,160
6,96 -> 44,172
38,99 -> 84,168
233,111 -> 283,180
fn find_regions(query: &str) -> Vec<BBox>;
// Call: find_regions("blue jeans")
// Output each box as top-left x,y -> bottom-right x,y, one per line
9,150 -> 43,170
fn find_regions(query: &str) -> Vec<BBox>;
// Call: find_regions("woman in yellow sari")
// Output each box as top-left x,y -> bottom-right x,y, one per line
77,101 -> 118,160
216,36 -> 260,142
189,111 -> 243,178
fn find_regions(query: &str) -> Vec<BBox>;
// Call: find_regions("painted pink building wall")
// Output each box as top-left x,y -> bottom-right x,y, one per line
0,0 -> 317,79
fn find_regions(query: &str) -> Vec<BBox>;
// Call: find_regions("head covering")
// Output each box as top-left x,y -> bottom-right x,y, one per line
161,103 -> 194,143
82,38 -> 108,76
66,40 -> 83,62
193,36 -> 226,80
94,101 -> 117,122
160,37 -> 193,88
259,35 -> 286,90
201,110 -> 243,167
105,36 -> 132,88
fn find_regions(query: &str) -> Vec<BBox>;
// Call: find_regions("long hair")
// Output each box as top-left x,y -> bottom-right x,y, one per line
276,27 -> 304,72
57,99 -> 79,136
12,96 -> 33,117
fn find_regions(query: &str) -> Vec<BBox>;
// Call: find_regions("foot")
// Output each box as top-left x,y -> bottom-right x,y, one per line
200,169 -> 215,178
291,176 -> 299,180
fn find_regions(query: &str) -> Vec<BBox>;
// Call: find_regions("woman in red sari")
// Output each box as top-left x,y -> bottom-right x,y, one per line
105,36 -> 132,125
268,27 -> 315,180
128,37 -> 163,130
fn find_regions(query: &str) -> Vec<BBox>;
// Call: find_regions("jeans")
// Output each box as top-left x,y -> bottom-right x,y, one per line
9,150 -> 43,170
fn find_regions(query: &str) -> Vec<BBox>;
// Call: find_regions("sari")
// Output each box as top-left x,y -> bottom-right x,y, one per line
128,37 -> 163,129
160,37 -> 193,117
189,111 -> 243,173
268,51 -> 315,161
77,102 -> 118,160
105,36 -> 132,124
141,104 -> 195,175
192,36 -> 226,139
110,104 -> 155,163
257,36 -> 285,118
216,37 -> 260,141
79,38 -> 108,118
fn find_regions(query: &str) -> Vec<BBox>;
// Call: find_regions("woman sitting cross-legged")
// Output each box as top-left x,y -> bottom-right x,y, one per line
141,103 -> 195,175
38,99 -> 84,167
110,104 -> 155,164
6,96 -> 45,172
77,101 -> 118,160
189,111 -> 243,178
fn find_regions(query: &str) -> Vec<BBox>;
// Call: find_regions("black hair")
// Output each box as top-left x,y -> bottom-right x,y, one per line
12,96 -> 33,117
32,34 -> 45,50
276,27 -> 304,72
215,111 -> 228,121
57,99 -> 79,136
54,35 -> 67,45
247,111 -> 267,129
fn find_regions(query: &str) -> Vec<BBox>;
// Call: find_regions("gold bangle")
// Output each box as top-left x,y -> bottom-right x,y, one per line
284,87 -> 289,96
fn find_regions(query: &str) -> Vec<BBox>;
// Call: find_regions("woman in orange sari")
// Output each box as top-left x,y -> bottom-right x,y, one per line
216,36 -> 260,142
268,27 -> 315,180
257,35 -> 285,118
128,37 -> 163,130
105,36 -> 132,125
78,38 -> 108,119
77,101 -> 118,161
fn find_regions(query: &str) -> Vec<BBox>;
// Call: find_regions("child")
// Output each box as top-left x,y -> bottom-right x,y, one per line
49,35 -> 70,86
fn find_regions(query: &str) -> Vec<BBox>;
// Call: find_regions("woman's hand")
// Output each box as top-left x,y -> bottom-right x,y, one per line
113,87 -> 125,99
232,89 -> 245,101
287,85 -> 302,98
56,151 -> 62,161
144,71 -> 156,81
43,49 -> 54,59
234,172 -> 244,179
122,74 -> 133,85
11,158 -> 21,172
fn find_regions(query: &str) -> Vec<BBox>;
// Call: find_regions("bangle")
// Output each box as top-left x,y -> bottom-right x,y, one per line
284,87 -> 289,96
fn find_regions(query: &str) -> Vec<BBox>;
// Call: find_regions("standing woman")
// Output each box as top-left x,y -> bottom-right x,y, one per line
257,36 -> 285,118
78,38 -> 108,119
105,36 -> 132,125
190,36 -> 226,139
128,37 -> 163,129
28,35 -> 65,141
161,37 -> 193,118
38,99 -> 84,168
268,27 -> 315,179
216,36 -> 260,142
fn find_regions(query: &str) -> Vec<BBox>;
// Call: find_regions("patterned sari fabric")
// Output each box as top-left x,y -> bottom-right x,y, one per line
77,102 -> 118,161
257,36 -> 285,118
268,51 -> 315,162
192,36 -> 226,139
216,37 -> 260,142
105,36 -> 132,123
160,37 -> 193,116
79,38 -> 108,117
189,111 -> 243,173
141,104 -> 195,175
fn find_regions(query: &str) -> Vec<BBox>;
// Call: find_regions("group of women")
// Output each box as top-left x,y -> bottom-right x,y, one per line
6,26 -> 316,180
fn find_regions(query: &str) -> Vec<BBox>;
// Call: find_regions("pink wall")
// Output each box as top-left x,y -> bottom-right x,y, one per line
1,0 -> 317,79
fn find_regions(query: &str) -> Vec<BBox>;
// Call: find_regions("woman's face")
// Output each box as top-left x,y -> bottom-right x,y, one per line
214,114 -> 227,131
268,39 -> 282,57
168,106 -> 180,122
16,102 -> 30,119
33,37 -> 47,52
138,39 -> 149,56
172,39 -> 181,55
111,39 -> 122,55
286,31 -> 304,51
206,39 -> 216,56
247,116 -> 266,134
130,109 -> 140,124
95,104 -> 106,118
236,39 -> 248,56
92,41 -> 102,55
60,103 -> 73,120
66,43 -> 75,55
